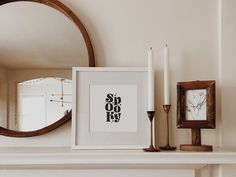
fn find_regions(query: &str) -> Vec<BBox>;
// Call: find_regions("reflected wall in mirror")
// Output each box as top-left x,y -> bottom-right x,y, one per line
16,77 -> 72,131
0,0 -> 95,137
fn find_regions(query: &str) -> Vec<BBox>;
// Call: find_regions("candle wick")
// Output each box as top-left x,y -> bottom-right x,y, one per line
166,44 -> 168,47
150,47 -> 152,50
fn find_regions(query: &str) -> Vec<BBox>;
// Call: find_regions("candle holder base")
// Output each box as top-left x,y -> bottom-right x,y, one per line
180,144 -> 212,152
180,128 -> 213,152
143,111 -> 160,153
160,105 -> 176,151
159,145 -> 176,151
143,144 -> 160,152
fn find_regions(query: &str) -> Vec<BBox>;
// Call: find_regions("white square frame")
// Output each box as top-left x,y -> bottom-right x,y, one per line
72,67 -> 150,150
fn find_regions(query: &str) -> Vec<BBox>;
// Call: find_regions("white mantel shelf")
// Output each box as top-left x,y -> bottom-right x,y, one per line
0,147 -> 235,169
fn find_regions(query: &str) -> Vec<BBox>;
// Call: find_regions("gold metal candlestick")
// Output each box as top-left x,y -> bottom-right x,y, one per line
159,105 -> 176,151
143,111 -> 160,152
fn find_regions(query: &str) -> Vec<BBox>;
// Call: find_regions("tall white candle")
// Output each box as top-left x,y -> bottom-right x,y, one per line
148,47 -> 154,111
164,44 -> 170,105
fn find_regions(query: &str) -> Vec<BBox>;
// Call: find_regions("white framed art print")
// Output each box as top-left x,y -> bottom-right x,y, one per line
72,67 -> 149,150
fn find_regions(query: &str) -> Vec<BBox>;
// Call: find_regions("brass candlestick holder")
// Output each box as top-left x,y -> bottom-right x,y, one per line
143,111 -> 160,152
159,105 -> 176,151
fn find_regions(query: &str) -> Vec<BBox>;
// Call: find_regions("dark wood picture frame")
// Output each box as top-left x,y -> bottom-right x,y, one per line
177,80 -> 216,152
177,80 -> 216,129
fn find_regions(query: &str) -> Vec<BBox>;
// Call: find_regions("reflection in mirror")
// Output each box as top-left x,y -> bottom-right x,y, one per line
0,2 -> 88,68
16,77 -> 72,131
0,1 -> 93,134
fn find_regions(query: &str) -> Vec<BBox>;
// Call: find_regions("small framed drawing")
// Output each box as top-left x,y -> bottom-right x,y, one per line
72,67 -> 149,150
177,80 -> 215,128
177,80 -> 216,152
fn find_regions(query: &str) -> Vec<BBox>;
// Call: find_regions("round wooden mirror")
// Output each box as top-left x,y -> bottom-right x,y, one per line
0,0 -> 95,137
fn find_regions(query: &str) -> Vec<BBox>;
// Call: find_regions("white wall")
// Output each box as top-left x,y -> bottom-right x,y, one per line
2,0 -> 236,176
221,0 -> 236,176
221,0 -> 236,150
0,0 -> 220,149
65,0 -> 219,148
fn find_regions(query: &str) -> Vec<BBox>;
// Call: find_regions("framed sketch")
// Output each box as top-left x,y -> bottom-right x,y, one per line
72,67 -> 149,149
177,80 -> 215,129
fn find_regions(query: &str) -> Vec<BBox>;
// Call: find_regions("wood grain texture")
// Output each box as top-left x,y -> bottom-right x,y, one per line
0,110 -> 71,137
180,144 -> 213,152
180,128 -> 212,151
192,128 -> 201,145
177,80 -> 216,129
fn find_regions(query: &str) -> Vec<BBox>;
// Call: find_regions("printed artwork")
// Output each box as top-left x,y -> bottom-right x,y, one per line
89,85 -> 137,132
105,93 -> 121,123
185,89 -> 207,120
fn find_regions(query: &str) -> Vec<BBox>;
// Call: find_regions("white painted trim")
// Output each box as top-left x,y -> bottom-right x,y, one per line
0,148 -> 235,169
71,68 -> 78,148
218,0 -> 222,86
218,164 -> 223,177
208,165 -> 214,177
74,67 -> 148,72
217,0 -> 223,148
72,145 -> 147,150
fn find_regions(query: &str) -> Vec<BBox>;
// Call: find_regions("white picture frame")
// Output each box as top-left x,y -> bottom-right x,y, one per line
72,67 -> 150,150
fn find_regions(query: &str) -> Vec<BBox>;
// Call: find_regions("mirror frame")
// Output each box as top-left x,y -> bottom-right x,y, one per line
0,0 -> 95,137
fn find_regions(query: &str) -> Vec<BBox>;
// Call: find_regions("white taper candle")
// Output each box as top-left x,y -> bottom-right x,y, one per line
148,47 -> 154,111
164,44 -> 170,105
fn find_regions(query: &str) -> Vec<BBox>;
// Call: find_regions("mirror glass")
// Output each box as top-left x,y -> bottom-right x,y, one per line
0,2 -> 88,131
16,77 -> 72,131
